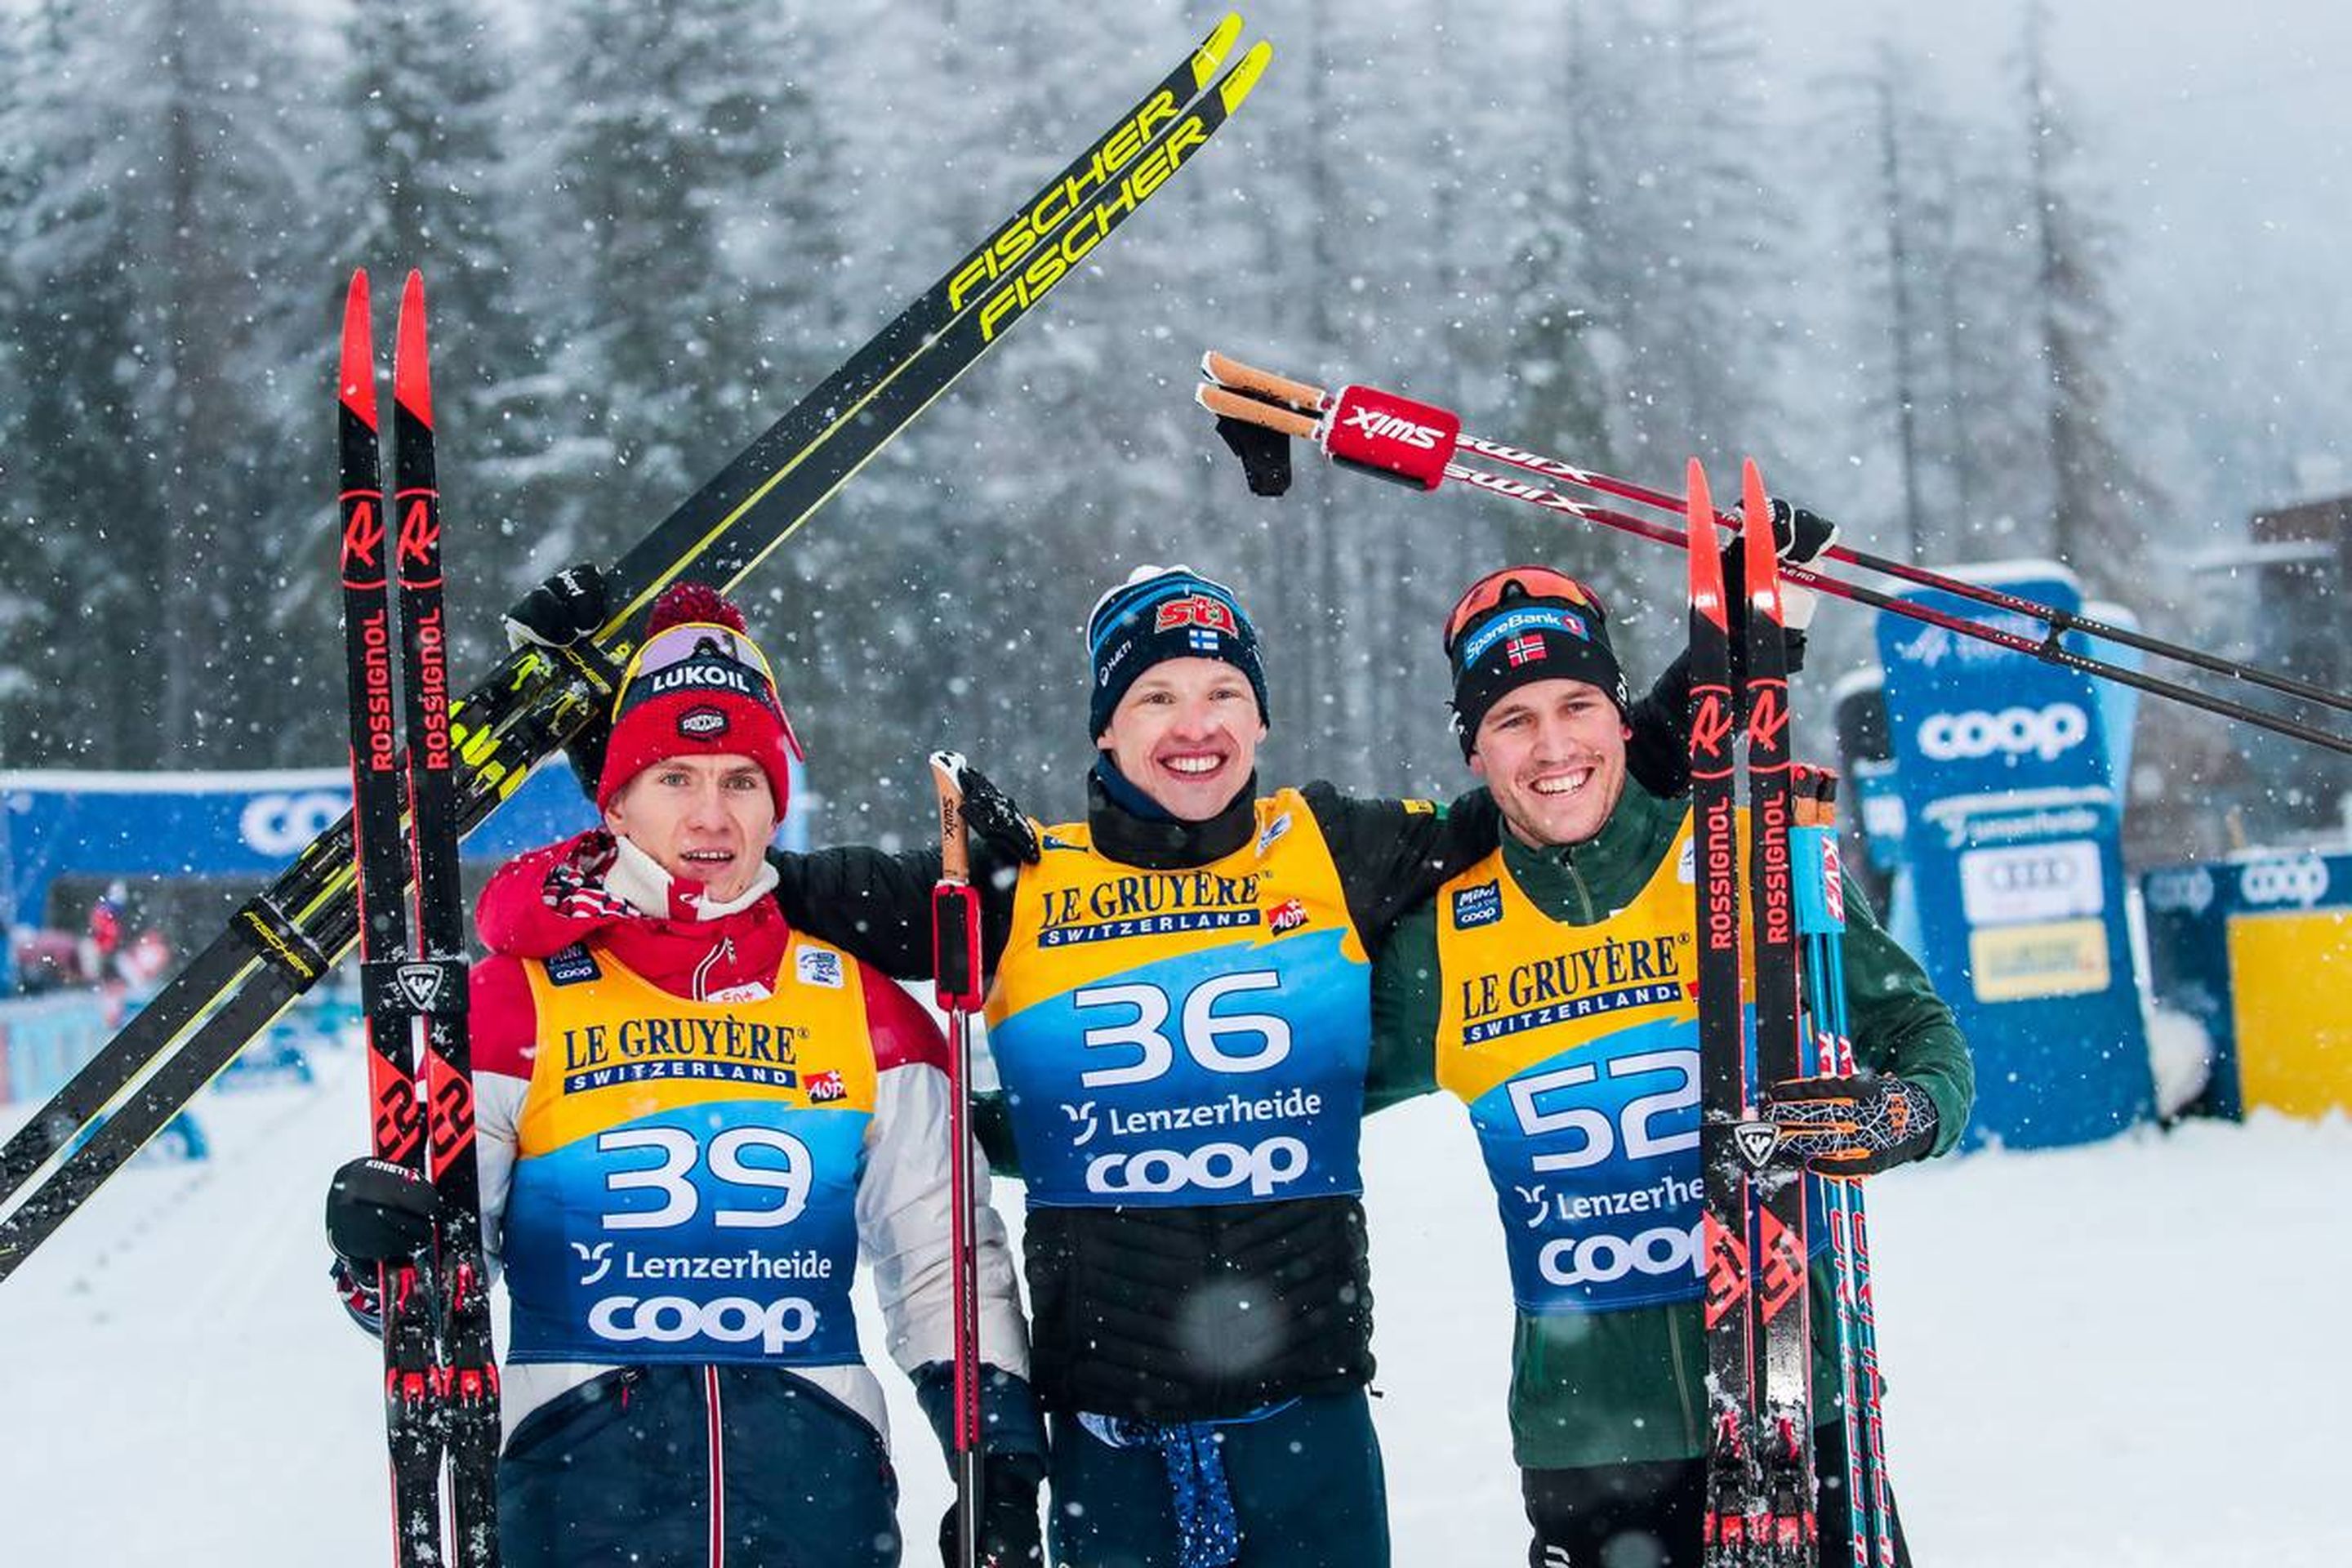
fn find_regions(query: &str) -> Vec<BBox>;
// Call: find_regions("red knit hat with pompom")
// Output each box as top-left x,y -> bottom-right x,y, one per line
595,581 -> 801,814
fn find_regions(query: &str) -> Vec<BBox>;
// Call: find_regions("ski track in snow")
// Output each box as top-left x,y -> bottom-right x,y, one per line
2,1046 -> 2343,1565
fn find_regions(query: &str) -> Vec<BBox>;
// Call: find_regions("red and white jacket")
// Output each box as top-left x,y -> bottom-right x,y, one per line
469,829 -> 1028,1446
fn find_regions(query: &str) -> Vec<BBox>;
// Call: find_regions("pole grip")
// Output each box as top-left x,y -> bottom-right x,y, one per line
933,884 -> 983,1012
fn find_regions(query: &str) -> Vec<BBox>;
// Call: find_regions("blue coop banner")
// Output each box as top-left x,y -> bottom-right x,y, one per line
1874,565 -> 2153,1148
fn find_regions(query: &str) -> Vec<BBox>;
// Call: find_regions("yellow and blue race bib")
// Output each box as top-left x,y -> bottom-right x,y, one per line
1436,817 -> 1721,1316
986,791 -> 1370,1209
501,936 -> 875,1367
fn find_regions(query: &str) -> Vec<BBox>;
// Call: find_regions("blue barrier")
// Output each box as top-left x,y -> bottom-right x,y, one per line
2,990 -> 209,1158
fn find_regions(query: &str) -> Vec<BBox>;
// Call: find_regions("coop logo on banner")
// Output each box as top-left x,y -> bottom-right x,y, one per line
1918,704 -> 2091,764
2239,856 -> 2329,909
240,791 -> 348,857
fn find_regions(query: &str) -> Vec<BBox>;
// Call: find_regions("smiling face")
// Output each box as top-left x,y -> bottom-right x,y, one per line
1468,676 -> 1630,850
602,752 -> 779,902
1096,657 -> 1268,822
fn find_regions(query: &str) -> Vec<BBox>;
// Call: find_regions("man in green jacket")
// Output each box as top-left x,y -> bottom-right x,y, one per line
1368,566 -> 1974,1568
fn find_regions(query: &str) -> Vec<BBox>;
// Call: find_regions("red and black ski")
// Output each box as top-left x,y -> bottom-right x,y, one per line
1688,461 -> 1763,1561
390,273 -> 501,1567
340,270 -> 450,1568
1692,459 -> 1816,1566
1740,460 -> 1817,1562
340,269 -> 499,1568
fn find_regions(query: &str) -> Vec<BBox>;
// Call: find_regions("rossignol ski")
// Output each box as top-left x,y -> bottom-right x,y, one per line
1686,462 -> 1763,1561
390,271 -> 502,1566
341,270 -> 501,1568
338,270 -> 450,1568
1690,460 -> 1817,1566
0,15 -> 1272,1283
1739,460 -> 1817,1563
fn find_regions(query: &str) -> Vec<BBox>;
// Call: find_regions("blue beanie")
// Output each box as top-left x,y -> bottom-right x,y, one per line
1085,566 -> 1269,739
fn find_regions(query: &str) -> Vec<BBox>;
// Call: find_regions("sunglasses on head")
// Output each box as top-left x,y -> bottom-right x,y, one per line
1443,567 -> 1605,656
618,620 -> 804,761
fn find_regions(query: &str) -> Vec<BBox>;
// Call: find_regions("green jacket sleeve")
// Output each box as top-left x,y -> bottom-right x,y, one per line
1835,867 -> 1975,1156
1366,899 -> 1444,1115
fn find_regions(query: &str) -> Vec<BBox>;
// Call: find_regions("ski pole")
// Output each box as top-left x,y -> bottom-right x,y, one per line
1196,352 -> 2352,758
1790,765 -> 1891,1567
929,752 -> 987,1568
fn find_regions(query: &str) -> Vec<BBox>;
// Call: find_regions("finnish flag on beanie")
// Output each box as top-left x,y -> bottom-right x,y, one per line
1084,565 -> 1270,739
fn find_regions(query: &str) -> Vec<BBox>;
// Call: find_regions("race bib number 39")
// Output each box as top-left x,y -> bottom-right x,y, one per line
501,1102 -> 868,1366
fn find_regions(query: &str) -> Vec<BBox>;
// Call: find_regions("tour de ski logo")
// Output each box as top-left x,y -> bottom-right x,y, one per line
1254,811 -> 1292,858
1452,881 -> 1503,929
546,943 -> 604,987
796,947 -> 844,990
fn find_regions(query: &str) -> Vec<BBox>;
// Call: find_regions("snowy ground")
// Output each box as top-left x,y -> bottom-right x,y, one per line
2,1043 -> 2343,1565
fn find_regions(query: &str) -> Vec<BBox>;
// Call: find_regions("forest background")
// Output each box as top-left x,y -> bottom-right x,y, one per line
4,0 -> 2345,858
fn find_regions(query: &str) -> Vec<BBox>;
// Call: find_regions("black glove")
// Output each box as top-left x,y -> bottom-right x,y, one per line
504,564 -> 614,798
946,756 -> 1040,867
1766,1071 -> 1937,1176
502,562 -> 608,650
325,1155 -> 438,1266
1214,412 -> 1293,497
329,1255 -> 385,1334
1766,496 -> 1838,565
938,1454 -> 1046,1568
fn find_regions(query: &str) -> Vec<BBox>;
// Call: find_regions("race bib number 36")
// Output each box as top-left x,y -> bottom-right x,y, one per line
991,936 -> 1370,1209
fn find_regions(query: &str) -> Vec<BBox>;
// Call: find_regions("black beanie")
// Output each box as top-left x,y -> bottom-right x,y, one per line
1446,569 -> 1630,757
1085,566 -> 1269,738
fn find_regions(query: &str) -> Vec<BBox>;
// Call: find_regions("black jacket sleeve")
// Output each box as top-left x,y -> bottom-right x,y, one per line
766,842 -> 1023,982
1301,782 -> 1500,956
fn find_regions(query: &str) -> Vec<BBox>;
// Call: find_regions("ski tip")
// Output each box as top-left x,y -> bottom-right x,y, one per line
1195,13 -> 1246,87
1740,457 -> 1780,616
395,270 -> 433,428
1740,457 -> 1769,535
1219,39 -> 1273,111
339,270 -> 376,428
1685,458 -> 1713,539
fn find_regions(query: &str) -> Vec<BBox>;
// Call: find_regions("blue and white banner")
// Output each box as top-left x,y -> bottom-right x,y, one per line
1874,564 -> 2154,1148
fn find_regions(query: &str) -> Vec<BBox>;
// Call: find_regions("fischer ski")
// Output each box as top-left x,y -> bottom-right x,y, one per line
0,16 -> 1272,1282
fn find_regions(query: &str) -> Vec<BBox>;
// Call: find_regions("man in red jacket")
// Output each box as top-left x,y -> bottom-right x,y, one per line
328,584 -> 1045,1568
